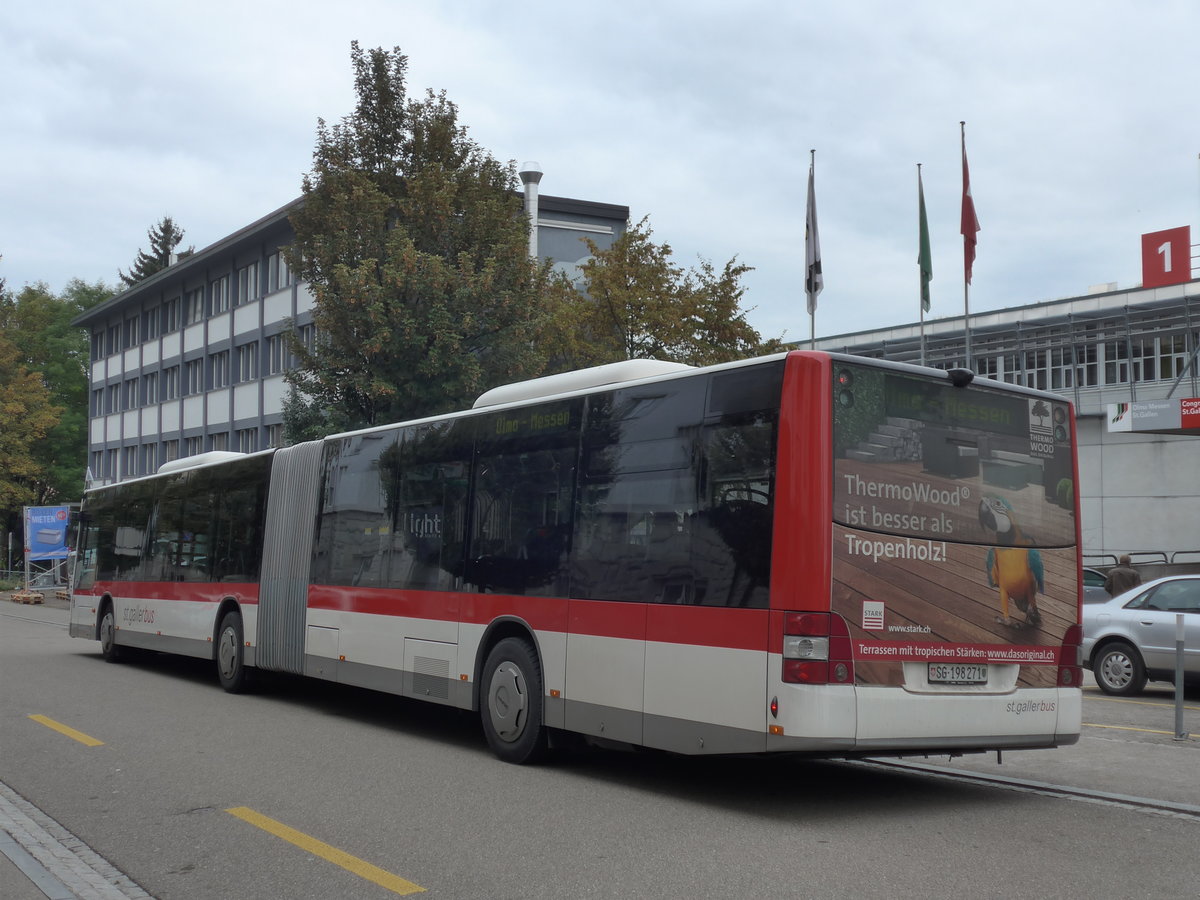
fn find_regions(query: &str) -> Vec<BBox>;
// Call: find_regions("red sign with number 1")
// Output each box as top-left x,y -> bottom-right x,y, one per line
1141,226 -> 1191,288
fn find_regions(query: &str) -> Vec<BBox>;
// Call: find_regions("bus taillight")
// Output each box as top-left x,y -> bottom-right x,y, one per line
782,612 -> 855,685
1058,624 -> 1083,687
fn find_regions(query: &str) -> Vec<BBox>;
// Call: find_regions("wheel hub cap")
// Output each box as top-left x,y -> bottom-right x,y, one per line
488,661 -> 527,743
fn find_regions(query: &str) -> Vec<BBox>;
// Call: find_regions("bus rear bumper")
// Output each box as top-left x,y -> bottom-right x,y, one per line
767,684 -> 1082,754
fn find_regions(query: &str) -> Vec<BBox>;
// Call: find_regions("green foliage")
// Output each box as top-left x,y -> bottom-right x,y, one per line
0,321 -> 61,528
119,216 -> 193,287
281,383 -> 359,445
0,279 -> 110,537
547,218 -> 785,370
285,43 -> 553,429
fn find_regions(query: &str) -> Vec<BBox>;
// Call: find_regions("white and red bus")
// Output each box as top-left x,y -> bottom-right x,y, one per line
72,351 -> 1083,763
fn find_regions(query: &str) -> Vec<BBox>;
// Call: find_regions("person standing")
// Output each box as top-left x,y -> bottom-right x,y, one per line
1103,555 -> 1142,597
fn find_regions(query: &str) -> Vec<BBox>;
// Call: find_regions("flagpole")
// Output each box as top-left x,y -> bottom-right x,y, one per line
960,121 -> 978,370
805,148 -> 822,349
809,149 -> 815,350
918,163 -> 927,367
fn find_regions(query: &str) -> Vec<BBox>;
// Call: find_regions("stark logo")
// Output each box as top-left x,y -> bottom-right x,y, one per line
862,601 -> 885,631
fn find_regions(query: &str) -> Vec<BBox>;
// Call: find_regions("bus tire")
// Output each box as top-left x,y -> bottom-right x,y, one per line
216,610 -> 249,694
481,637 -> 547,764
1094,641 -> 1146,696
99,604 -> 121,663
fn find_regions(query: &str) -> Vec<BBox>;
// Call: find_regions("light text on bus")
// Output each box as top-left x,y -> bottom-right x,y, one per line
843,534 -> 948,564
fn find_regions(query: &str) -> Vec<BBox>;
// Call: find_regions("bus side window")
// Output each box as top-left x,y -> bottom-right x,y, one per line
468,446 -> 574,597
695,414 -> 777,609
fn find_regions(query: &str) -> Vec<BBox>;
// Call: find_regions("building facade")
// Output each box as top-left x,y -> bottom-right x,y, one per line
813,278 -> 1200,573
76,190 -> 628,486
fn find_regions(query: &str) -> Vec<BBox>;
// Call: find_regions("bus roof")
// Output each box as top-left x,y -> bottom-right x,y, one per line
473,359 -> 694,408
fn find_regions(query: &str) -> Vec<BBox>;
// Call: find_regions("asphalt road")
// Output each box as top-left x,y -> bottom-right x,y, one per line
2,598 -> 1197,899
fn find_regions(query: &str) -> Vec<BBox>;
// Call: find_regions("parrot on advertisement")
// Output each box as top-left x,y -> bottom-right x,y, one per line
979,495 -> 1044,629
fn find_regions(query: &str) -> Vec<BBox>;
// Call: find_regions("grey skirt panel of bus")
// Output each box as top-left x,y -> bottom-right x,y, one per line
258,440 -> 325,673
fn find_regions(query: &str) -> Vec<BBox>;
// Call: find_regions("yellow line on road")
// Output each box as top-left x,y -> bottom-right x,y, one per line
226,807 -> 425,896
27,714 -> 104,747
1083,722 -> 1188,737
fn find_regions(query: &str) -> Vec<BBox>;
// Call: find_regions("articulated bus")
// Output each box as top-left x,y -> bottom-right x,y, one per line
71,351 -> 1083,763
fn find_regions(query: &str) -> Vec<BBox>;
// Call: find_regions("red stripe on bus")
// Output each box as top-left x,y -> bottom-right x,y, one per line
646,604 -> 769,651
307,586 -> 768,650
85,582 -> 259,604
307,585 -> 571,635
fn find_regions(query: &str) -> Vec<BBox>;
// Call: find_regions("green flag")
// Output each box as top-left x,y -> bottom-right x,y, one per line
918,166 -> 933,313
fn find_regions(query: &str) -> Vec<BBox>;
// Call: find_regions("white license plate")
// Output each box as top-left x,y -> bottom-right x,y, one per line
928,663 -> 988,684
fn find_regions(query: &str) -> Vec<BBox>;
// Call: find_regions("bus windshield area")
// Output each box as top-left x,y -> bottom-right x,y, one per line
832,363 -> 1075,549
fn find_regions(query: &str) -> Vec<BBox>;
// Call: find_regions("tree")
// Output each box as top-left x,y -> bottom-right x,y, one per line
285,43 -> 554,430
119,216 -> 193,287
0,327 -> 61,526
547,218 -> 785,370
0,279 -> 108,513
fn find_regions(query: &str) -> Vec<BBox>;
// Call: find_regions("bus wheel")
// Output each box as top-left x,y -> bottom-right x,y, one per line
216,610 -> 249,694
99,605 -> 121,663
481,637 -> 547,764
1094,641 -> 1146,696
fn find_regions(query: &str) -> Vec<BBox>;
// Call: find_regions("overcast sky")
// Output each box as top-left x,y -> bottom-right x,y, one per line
3,0 -> 1197,342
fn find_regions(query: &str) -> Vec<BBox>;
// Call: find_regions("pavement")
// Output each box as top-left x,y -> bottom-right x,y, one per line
3,591 -> 1196,897
2,591 -> 154,899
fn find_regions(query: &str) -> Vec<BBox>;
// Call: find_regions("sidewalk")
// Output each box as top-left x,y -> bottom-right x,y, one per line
0,782 -> 152,900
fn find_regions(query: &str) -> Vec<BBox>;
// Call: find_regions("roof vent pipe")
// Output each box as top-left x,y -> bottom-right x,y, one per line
519,161 -> 543,259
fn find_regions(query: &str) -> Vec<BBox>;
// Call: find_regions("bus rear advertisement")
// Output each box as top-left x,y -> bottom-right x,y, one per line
72,351 -> 1082,763
822,360 -> 1081,749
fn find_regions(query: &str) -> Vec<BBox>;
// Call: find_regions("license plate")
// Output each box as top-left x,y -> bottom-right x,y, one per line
928,663 -> 987,684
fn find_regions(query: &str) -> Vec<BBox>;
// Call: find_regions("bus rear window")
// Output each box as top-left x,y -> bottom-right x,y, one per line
832,363 -> 1075,548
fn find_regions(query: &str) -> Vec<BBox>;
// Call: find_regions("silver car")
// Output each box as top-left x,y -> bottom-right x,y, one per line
1082,566 -> 1110,604
1082,575 -> 1200,696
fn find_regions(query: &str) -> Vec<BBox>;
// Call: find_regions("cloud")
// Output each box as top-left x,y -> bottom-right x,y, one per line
2,0 -> 1197,345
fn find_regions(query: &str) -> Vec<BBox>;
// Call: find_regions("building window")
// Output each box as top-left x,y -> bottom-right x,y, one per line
184,436 -> 203,457
124,315 -> 140,347
105,448 -> 118,479
106,324 -> 121,355
212,276 -> 230,314
122,446 -> 139,479
236,343 -> 259,382
141,372 -> 158,406
235,263 -> 258,306
164,297 -> 180,333
267,252 -> 292,293
106,384 -> 120,414
210,432 -> 229,452
1050,347 -> 1073,391
266,334 -> 287,375
163,365 -> 180,400
976,356 -> 1001,381
91,331 -> 104,361
143,307 -> 160,341
297,324 -> 316,354
185,358 -> 205,395
90,451 -> 103,481
1160,334 -> 1188,381
143,442 -> 158,474
185,288 -> 205,325
1103,341 -> 1128,385
236,428 -> 257,453
163,440 -> 179,462
210,351 -> 230,389
1021,350 -> 1048,391
91,389 -> 104,416
1074,344 -> 1098,388
266,423 -> 284,448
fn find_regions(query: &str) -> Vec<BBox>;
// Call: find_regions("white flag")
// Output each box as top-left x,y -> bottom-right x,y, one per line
805,160 -> 823,315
